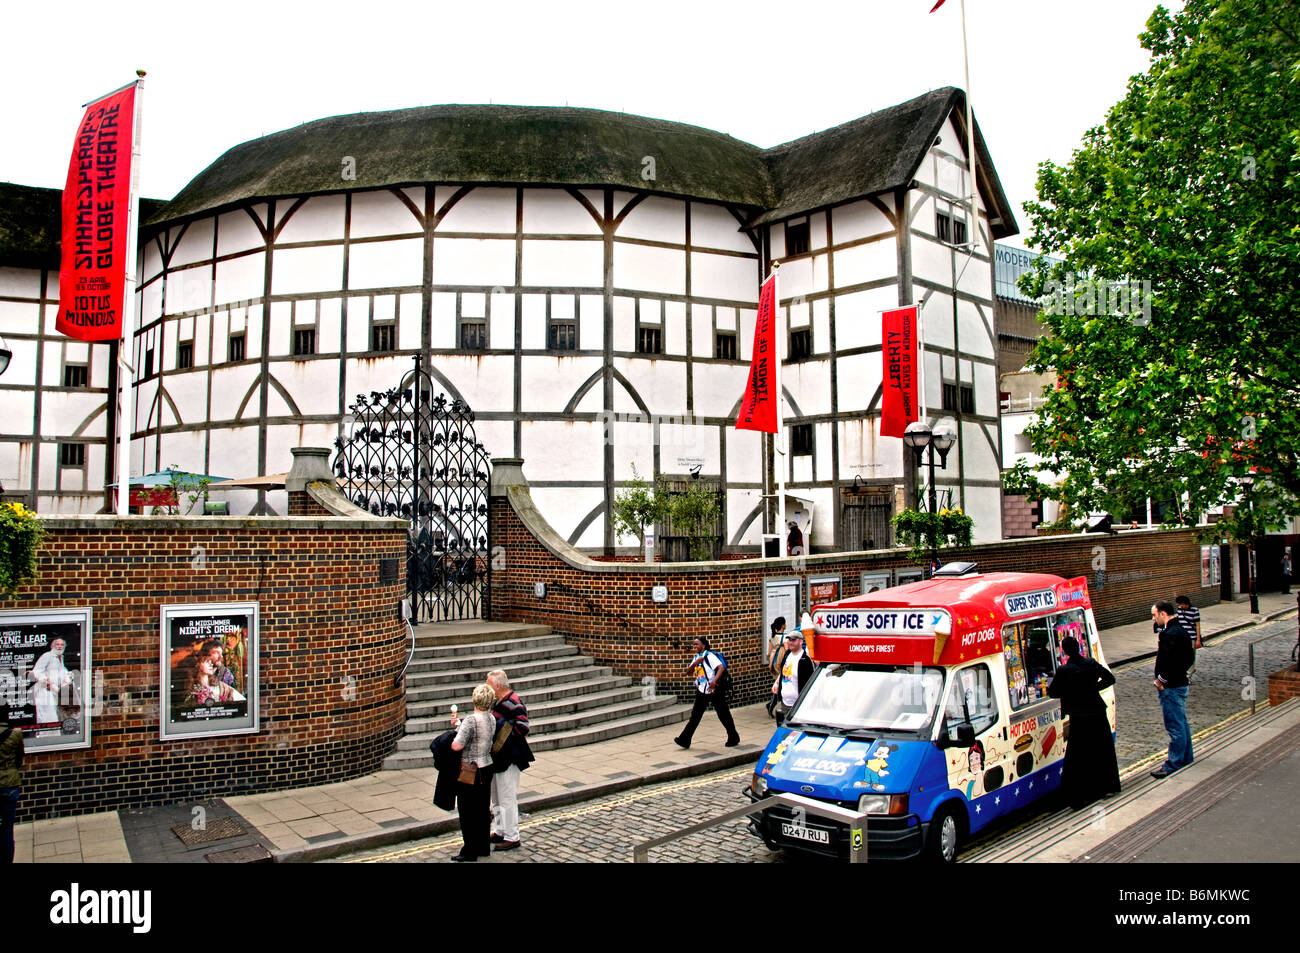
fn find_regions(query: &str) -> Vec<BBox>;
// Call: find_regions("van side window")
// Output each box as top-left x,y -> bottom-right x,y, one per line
1053,608 -> 1091,659
943,665 -> 998,737
1003,617 -> 1057,710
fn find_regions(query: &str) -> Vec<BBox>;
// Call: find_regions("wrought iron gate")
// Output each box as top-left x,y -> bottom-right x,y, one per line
332,358 -> 491,622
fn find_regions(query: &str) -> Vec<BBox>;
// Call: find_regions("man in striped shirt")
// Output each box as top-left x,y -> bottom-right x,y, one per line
1175,596 -> 1202,650
487,670 -> 533,851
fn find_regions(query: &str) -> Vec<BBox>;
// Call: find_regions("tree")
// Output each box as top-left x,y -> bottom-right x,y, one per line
610,465 -> 665,554
1019,0 -> 1300,541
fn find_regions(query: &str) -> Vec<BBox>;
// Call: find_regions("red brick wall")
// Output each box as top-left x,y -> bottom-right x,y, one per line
1268,667 -> 1300,706
490,489 -> 1213,706
1,514 -> 407,821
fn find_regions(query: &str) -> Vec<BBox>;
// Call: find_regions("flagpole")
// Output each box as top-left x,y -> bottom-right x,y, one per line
116,71 -> 145,517
772,261 -> 786,552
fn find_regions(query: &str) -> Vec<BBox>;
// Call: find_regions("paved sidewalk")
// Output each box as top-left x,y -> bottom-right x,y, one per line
11,591 -> 1297,863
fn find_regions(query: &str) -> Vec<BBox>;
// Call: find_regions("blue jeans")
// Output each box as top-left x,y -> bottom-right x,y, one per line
1158,686 -> 1193,771
0,786 -> 18,864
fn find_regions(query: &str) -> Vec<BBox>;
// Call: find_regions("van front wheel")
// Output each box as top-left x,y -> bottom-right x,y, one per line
925,805 -> 962,863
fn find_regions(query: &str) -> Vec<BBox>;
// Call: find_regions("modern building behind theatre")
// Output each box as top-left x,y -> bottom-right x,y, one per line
0,87 -> 1020,551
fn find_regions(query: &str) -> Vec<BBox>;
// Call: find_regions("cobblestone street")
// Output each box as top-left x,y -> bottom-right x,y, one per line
333,616 -> 1297,864
1110,618 -> 1296,768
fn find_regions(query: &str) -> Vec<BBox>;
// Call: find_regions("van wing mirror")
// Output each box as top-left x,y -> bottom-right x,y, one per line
939,722 -> 976,748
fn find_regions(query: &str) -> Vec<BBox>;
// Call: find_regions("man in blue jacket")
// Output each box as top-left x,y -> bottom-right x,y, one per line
1150,600 -> 1194,778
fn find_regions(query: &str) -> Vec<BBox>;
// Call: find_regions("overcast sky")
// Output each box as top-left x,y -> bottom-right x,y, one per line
3,0 -> 1170,251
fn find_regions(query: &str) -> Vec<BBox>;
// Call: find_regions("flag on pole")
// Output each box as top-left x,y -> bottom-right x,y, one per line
881,306 -> 919,438
57,84 -> 137,342
736,273 -> 778,433
929,0 -> 947,11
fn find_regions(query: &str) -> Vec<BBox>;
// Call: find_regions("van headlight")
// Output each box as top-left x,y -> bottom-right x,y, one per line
753,774 -> 768,796
858,793 -> 909,815
857,794 -> 889,814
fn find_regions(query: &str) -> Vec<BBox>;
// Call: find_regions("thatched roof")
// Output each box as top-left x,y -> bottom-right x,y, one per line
0,89 -> 1017,269
149,88 -> 1017,236
0,182 -> 164,270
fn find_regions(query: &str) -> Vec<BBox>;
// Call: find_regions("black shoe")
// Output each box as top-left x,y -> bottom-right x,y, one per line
674,736 -> 689,749
1150,766 -> 1172,779
450,852 -> 478,862
490,833 -> 505,844
725,737 -> 741,747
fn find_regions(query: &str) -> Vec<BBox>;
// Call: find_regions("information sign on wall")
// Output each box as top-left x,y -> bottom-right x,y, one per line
160,603 -> 258,740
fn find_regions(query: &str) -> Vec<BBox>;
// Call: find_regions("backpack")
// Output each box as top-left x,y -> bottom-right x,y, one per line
712,651 -> 733,695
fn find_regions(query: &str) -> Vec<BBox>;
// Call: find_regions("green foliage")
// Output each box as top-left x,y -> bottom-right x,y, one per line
161,465 -> 214,516
611,465 -> 666,550
666,479 -> 723,560
1001,460 -> 1052,499
1019,0 -> 1300,533
0,502 -> 45,597
891,507 -> 974,563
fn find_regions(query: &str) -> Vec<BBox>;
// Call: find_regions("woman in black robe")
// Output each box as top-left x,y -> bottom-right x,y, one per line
1048,635 -> 1122,810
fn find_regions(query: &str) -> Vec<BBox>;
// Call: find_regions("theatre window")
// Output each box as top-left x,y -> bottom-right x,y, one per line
177,342 -> 193,370
791,423 -> 813,456
59,443 -> 85,468
789,328 -> 812,361
548,320 -> 577,351
228,333 -> 246,363
293,328 -> 316,357
785,219 -> 810,257
714,331 -> 737,360
371,323 -> 396,352
63,364 -> 88,388
459,320 -> 486,351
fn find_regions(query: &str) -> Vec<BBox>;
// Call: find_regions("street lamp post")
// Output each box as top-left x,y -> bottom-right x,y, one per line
904,421 -> 957,575
1240,474 -> 1259,615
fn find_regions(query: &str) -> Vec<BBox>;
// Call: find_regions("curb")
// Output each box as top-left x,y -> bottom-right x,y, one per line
1110,605 -> 1296,667
272,746 -> 764,863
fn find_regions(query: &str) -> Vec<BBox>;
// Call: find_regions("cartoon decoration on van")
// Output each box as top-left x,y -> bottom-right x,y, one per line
963,741 -> 985,799
761,731 -> 797,776
862,743 -> 898,791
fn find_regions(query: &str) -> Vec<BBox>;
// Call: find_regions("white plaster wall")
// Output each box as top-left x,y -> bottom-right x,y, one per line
432,356 -> 516,413
317,298 -> 342,353
617,196 -> 684,244
612,297 -> 635,352
521,421 -> 605,481
166,372 -> 208,426
831,199 -> 893,244
964,484 -> 1002,543
833,286 -> 896,352
521,294 -> 546,350
958,301 -> 995,360
833,239 -> 896,288
217,208 -> 265,257
170,218 -> 216,268
691,203 -> 753,253
271,361 -> 337,415
489,289 -> 515,349
439,187 -> 517,234
277,195 -> 345,243
614,357 -> 687,417
522,189 -> 602,235
522,239 -> 602,287
614,243 -> 684,295
0,266 -> 42,298
433,238 -> 515,287
350,189 -> 422,238
834,352 -> 883,415
692,362 -> 748,418
214,252 -> 265,306
727,488 -> 766,546
521,356 -> 603,412
726,426 -> 763,484
529,486 -> 605,545
350,238 -> 422,290
782,361 -> 832,417
690,251 -> 757,302
665,300 -> 687,357
919,292 -> 955,350
430,293 -> 456,349
579,294 -> 603,351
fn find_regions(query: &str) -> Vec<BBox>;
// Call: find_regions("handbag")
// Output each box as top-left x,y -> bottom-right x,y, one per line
456,711 -> 489,784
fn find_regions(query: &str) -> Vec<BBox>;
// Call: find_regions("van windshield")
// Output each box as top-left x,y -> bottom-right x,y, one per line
787,664 -> 945,736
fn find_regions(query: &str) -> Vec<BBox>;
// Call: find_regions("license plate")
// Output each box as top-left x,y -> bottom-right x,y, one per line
781,822 -> 830,844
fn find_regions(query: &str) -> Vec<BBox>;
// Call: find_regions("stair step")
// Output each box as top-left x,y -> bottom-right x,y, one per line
403,686 -> 656,735
404,665 -> 623,701
405,643 -> 580,674
410,622 -> 553,648
393,696 -> 681,751
381,704 -> 693,768
414,634 -> 567,659
407,674 -> 634,712
404,654 -> 595,686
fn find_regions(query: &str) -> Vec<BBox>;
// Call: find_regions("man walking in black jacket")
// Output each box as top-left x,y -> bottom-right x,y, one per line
1150,600 -> 1195,778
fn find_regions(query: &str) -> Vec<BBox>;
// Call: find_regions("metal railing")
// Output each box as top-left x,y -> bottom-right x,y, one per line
631,792 -> 869,863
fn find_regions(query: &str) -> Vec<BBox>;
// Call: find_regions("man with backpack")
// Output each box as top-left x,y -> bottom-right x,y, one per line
674,636 -> 740,749
1,718 -> 23,864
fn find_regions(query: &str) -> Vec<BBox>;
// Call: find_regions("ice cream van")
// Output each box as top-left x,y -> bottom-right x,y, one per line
747,564 -> 1114,862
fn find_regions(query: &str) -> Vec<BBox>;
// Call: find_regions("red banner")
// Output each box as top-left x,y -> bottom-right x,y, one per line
736,274 -> 778,433
880,306 -> 918,437
57,85 -> 137,342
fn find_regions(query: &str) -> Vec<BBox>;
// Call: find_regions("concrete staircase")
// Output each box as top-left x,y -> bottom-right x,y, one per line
382,620 -> 691,770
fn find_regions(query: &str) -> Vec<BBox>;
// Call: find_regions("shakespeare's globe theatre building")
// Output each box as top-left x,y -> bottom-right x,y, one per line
22,87 -> 1019,550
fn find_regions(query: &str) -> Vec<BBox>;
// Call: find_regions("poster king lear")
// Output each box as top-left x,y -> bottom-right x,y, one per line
880,305 -> 918,438
57,84 -> 136,341
735,274 -> 778,433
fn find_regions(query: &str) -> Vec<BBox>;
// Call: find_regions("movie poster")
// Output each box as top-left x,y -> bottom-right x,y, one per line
160,603 -> 258,740
0,608 -> 93,752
